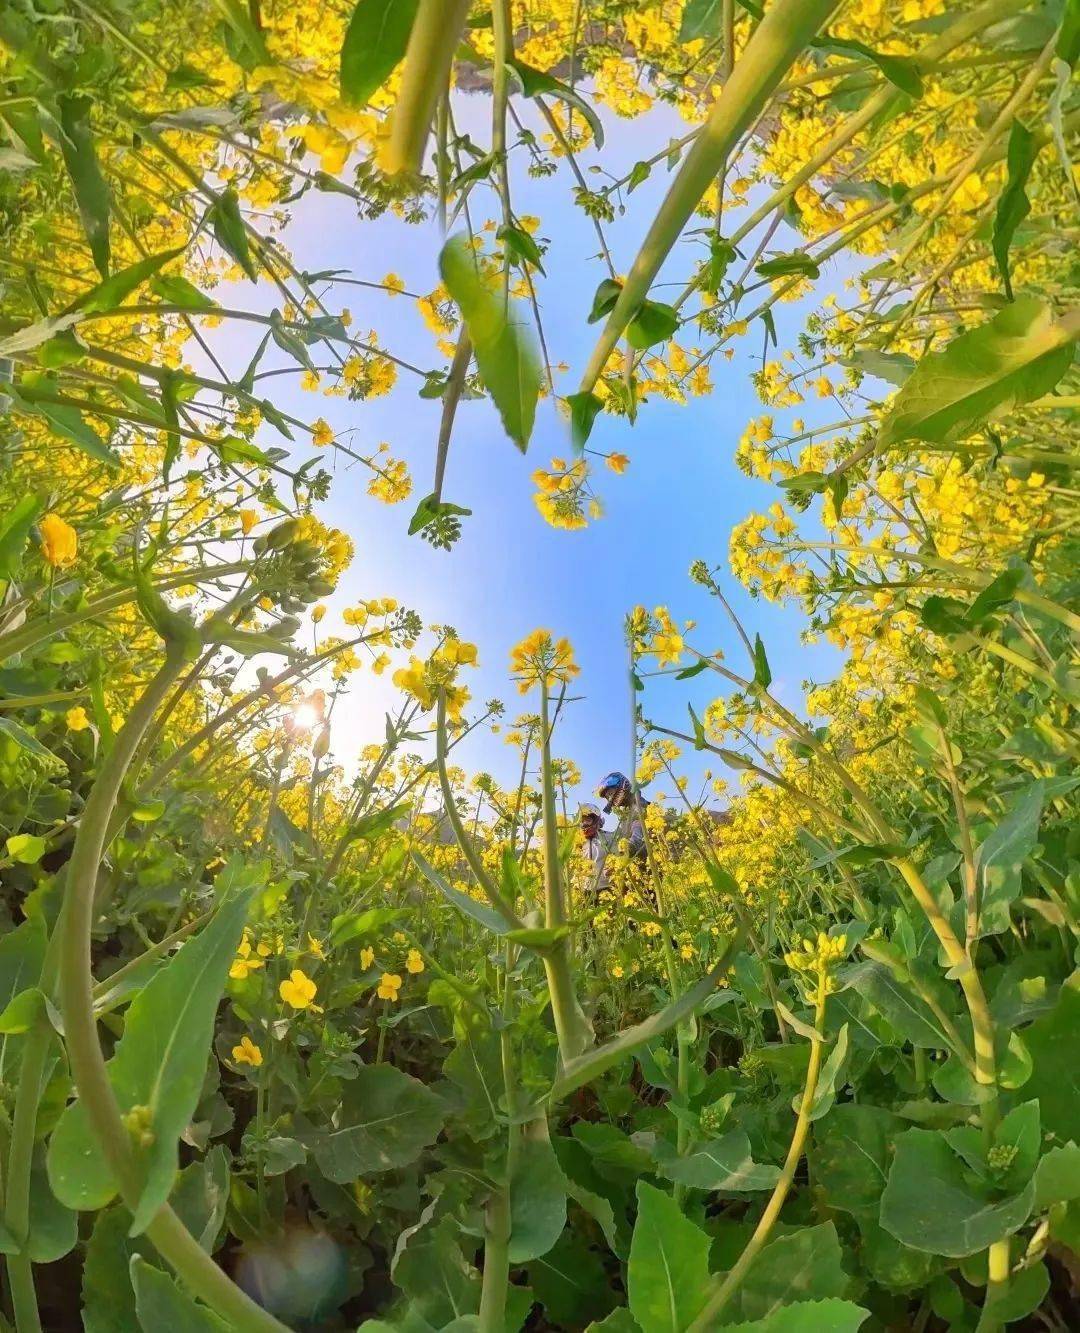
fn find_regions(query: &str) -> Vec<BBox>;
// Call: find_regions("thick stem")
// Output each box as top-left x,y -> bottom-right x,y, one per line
688,981 -> 828,1331
538,682 -> 592,1064
4,1031 -> 49,1333
56,648 -> 290,1333
383,0 -> 471,175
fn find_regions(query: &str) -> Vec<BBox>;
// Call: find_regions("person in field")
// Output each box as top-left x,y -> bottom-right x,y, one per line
579,802 -> 612,892
596,771 -> 650,865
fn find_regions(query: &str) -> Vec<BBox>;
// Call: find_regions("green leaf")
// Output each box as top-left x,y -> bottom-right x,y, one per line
974,778 -> 1050,936
508,1132 -> 567,1262
627,1181 -> 710,1332
413,850 -> 510,936
130,1256 -> 229,1332
47,888 -> 255,1231
992,120 -> 1039,301
330,906 -> 404,946
736,1222 -> 850,1322
58,95 -> 111,277
811,1103 -> 903,1217
304,1063 -> 445,1182
1021,976 -> 1080,1143
341,0 -> 420,106
877,298 -> 1079,449
814,37 -> 923,97
722,1299 -> 869,1331
795,1023 -> 849,1120
392,1215 -> 481,1327
751,634 -> 772,690
504,924 -> 570,949
651,1130 -> 781,1192
588,279 -> 623,324
6,833 -> 46,864
0,714 -> 60,763
754,252 -> 820,280
843,960 -> 957,1049
150,274 -> 218,311
879,1127 -> 1034,1256
1034,1142 -> 1080,1208
627,300 -> 678,351
5,385 -> 119,468
530,1231 -> 613,1327
567,390 -> 603,448
209,188 -> 257,281
508,59 -> 605,149
82,1207 -> 150,1333
28,1151 -> 78,1262
498,223 -> 545,275
679,0 -> 722,42
0,494 -> 45,579
439,234 -> 541,451
72,248 -> 186,315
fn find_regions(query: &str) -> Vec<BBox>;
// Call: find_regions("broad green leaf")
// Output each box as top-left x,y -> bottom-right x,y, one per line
736,1222 -> 850,1322
588,279 -> 623,324
209,188 -> 257,281
843,960 -> 957,1048
150,274 -> 218,311
1021,975 -> 1080,1143
58,95 -> 110,276
392,1215 -> 481,1327
627,1181 -> 711,1332
130,1256 -> 229,1332
5,833 -> 46,865
627,300 -> 678,350
0,714 -> 60,764
0,494 -> 44,579
508,59 -> 605,149
498,223 -> 545,275
47,888 -> 254,1231
877,298 -> 1079,448
529,1231 -> 613,1327
814,37 -> 923,97
72,248 -> 186,315
754,252 -> 820,280
413,850 -> 510,936
508,1132 -> 567,1262
28,1151 -> 78,1262
810,1103 -> 903,1217
974,778 -> 1051,936
586,1313 -> 640,1333
1034,1142 -> 1080,1208
652,1130 -> 780,1192
5,385 -> 119,468
992,120 -> 1038,301
679,0 -> 722,42
304,1063 -> 445,1182
567,390 -> 603,448
723,1298 -> 869,1331
82,1206 -> 149,1333
879,1127 -> 1034,1256
439,235 -> 541,451
330,906 -> 405,946
341,0 -> 420,106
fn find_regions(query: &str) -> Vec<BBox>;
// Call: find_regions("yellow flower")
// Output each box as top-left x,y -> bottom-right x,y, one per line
39,514 -> 77,568
229,933 -> 265,980
360,946 -> 375,969
405,948 -> 424,974
312,418 -> 334,448
312,604 -> 327,624
66,706 -> 90,732
509,630 -> 580,694
232,1035 -> 263,1068
307,934 -> 326,960
239,509 -> 258,535
384,272 -> 405,295
279,968 -> 319,1010
377,972 -> 402,1001
606,452 -> 630,474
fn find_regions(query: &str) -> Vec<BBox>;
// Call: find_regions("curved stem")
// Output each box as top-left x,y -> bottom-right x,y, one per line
56,647 -> 290,1333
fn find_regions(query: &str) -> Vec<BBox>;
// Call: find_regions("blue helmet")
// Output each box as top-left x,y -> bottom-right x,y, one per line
598,771 -> 628,812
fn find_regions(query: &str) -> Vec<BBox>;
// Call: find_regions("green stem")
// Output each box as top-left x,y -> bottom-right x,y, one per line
538,681 -> 592,1065
383,0 -> 471,174
688,980 -> 828,1331
56,647 -> 290,1333
579,0 -> 839,392
4,1030 -> 49,1333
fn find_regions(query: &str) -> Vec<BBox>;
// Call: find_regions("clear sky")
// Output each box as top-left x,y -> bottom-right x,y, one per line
204,96 -> 850,809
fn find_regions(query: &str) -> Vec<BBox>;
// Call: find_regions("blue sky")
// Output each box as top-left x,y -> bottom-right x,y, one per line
206,97 -> 850,807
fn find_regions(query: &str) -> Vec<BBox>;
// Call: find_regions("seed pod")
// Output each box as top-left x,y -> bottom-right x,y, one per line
265,519 -> 299,550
